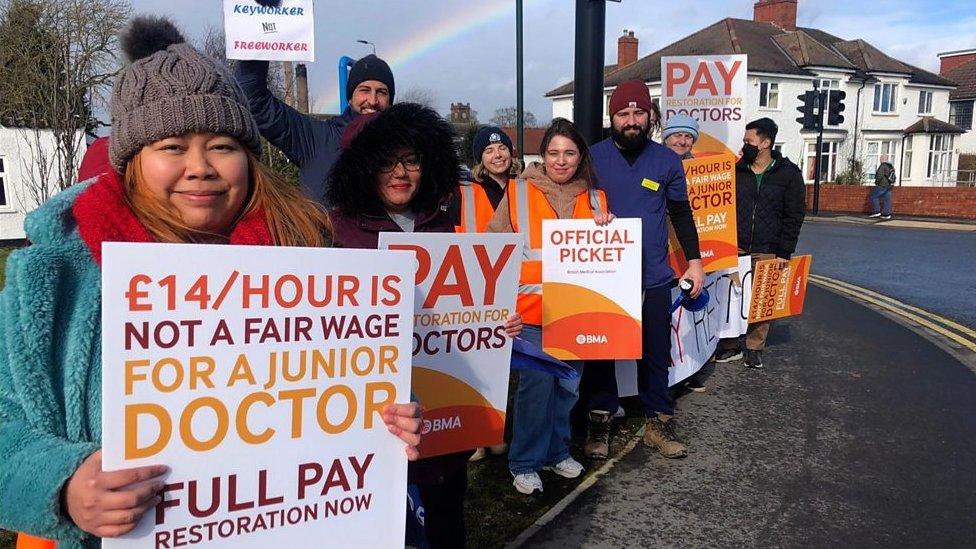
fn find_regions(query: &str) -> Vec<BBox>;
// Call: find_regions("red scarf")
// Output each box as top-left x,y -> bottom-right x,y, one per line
73,169 -> 274,265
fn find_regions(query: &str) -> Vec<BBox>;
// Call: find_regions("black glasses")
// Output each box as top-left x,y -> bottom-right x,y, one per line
379,153 -> 422,173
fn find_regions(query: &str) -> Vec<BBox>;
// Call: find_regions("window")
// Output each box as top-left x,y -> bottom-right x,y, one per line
949,101 -> 973,130
873,83 -> 898,113
818,79 -> 842,125
0,157 -> 7,207
903,138 -> 913,179
759,81 -> 779,109
918,90 -> 933,115
864,140 -> 897,181
805,141 -> 840,182
927,134 -> 954,179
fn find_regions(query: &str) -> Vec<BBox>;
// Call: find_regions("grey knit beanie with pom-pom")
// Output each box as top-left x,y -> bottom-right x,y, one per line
109,16 -> 262,172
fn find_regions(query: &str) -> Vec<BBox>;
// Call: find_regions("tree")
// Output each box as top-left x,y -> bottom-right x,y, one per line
489,106 -> 538,128
0,0 -> 130,207
398,87 -> 439,109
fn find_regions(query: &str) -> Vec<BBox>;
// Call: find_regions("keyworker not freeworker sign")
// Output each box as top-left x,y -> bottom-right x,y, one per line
224,0 -> 315,62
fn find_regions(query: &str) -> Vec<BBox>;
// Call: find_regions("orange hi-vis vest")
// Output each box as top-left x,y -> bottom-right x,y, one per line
508,178 -> 607,325
455,181 -> 495,233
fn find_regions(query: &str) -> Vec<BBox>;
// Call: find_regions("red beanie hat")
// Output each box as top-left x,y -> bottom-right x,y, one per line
340,112 -> 380,151
608,80 -> 652,117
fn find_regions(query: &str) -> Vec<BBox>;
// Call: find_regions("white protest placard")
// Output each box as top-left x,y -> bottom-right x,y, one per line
661,54 -> 748,156
102,243 -> 413,548
541,218 -> 643,360
617,255 -> 754,392
379,233 -> 521,458
224,0 -> 315,62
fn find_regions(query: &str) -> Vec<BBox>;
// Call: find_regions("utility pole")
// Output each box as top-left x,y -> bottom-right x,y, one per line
516,0 -> 524,164
573,0 -> 606,145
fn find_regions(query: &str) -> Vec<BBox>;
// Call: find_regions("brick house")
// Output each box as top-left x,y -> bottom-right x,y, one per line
940,50 -> 976,157
547,0 -> 963,187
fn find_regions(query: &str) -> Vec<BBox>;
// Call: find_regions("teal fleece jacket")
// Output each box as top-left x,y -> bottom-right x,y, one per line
0,181 -> 102,548
0,166 -> 275,547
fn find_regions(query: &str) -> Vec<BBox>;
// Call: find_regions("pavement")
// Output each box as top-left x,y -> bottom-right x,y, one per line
514,287 -> 976,548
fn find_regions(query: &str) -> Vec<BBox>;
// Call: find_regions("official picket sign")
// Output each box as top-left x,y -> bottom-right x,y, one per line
379,233 -> 522,458
661,54 -> 749,156
748,255 -> 812,323
101,243 -> 414,548
541,218 -> 643,360
223,0 -> 315,62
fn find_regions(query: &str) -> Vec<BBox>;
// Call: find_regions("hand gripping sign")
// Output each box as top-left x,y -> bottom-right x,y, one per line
224,0 -> 315,62
380,233 -> 522,458
101,243 -> 414,548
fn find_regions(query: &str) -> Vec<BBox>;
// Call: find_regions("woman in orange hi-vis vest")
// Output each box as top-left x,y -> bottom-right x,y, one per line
486,118 -> 613,495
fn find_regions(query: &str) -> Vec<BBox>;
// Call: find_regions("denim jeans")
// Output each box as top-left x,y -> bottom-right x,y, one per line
508,324 -> 582,474
870,186 -> 892,215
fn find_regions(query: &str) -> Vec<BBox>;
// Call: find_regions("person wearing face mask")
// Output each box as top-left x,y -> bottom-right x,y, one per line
583,80 -> 704,461
713,117 -> 805,369
235,1 -> 394,205
487,118 -> 612,495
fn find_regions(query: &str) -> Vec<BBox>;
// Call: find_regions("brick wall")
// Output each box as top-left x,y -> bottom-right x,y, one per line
805,185 -> 976,219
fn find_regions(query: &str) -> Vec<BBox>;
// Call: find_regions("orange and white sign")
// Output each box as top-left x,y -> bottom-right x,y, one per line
748,255 -> 813,323
661,55 -> 748,157
668,154 -> 739,274
380,233 -> 521,458
224,0 -> 315,62
101,243 -> 414,548
541,219 -> 642,360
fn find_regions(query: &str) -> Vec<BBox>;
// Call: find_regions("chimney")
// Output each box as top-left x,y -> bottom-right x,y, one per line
283,61 -> 294,107
617,30 -> 638,69
295,63 -> 310,114
938,49 -> 976,76
753,0 -> 797,31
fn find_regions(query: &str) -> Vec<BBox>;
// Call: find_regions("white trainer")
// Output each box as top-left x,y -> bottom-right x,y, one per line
512,471 -> 544,494
543,457 -> 585,479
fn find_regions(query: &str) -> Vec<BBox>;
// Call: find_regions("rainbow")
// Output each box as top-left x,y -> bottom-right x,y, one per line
317,0 -> 549,113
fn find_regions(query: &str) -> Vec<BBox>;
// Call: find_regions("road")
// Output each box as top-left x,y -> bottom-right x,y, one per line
518,286 -> 976,548
795,220 -> 976,328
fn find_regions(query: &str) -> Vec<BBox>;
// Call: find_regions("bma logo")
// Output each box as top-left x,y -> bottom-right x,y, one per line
575,334 -> 609,344
422,416 -> 462,434
701,249 -> 715,258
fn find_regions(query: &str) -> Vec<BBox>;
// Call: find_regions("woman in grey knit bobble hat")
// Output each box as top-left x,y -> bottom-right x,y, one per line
0,16 -> 421,548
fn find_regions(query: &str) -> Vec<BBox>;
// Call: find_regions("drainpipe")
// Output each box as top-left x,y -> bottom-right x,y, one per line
899,134 -> 907,186
851,77 -> 869,179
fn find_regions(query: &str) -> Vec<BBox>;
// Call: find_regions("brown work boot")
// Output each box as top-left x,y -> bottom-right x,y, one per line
643,414 -> 688,458
584,410 -> 612,459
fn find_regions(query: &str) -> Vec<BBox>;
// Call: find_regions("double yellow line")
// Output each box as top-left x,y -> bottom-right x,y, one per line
810,274 -> 976,354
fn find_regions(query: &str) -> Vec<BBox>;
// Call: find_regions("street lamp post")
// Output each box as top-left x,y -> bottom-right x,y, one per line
516,0 -> 525,164
356,39 -> 376,55
574,0 -> 607,145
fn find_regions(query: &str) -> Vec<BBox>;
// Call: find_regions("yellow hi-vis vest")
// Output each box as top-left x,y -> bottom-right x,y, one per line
508,178 -> 607,325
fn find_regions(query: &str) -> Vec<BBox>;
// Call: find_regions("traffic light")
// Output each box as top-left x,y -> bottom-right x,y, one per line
827,89 -> 847,125
796,90 -> 817,130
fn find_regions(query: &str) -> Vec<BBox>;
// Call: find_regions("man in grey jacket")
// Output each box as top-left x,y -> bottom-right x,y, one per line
869,155 -> 896,220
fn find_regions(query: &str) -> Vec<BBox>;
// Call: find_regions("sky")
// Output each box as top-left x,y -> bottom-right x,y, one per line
128,0 -> 976,124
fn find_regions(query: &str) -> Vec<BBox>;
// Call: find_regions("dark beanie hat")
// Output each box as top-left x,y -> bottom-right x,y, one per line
472,126 -> 514,163
608,79 -> 652,117
346,54 -> 395,103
